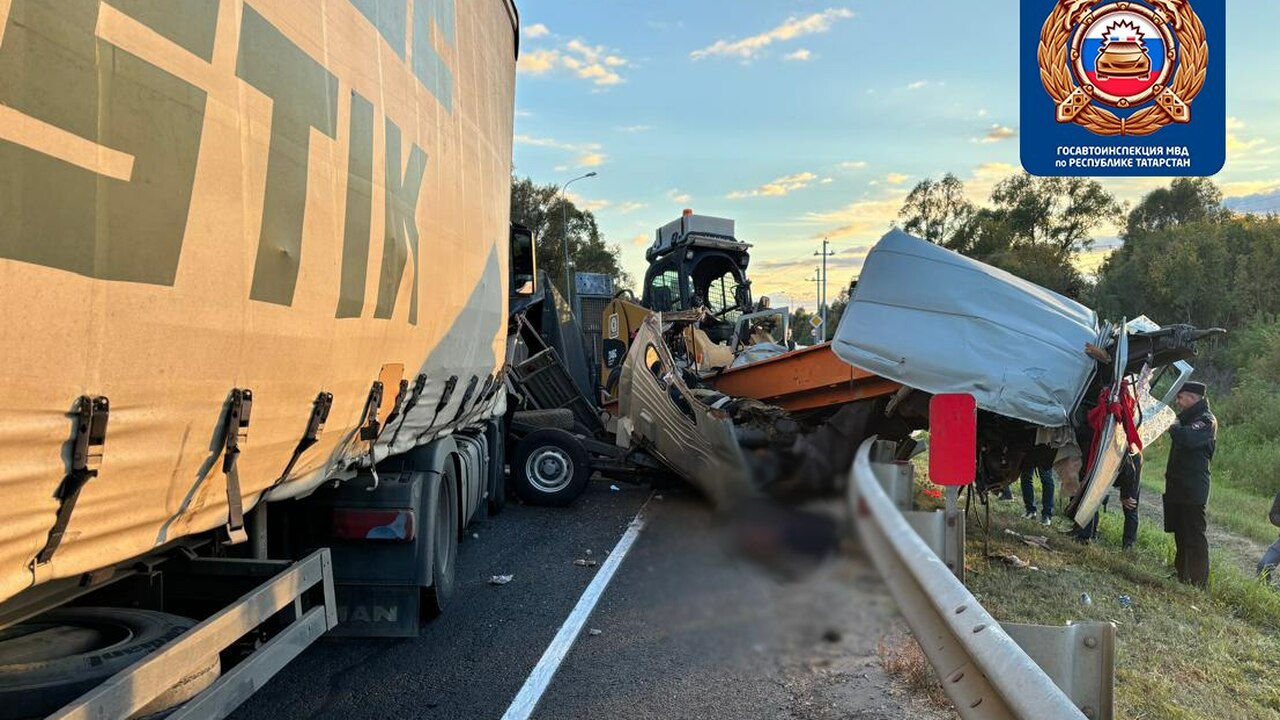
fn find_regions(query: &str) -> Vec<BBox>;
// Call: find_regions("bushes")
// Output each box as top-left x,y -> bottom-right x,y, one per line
1093,215 -> 1280,333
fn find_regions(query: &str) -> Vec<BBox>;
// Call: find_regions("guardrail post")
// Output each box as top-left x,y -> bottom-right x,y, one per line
870,456 -> 966,582
943,487 -> 965,582
869,457 -> 913,512
1004,622 -> 1115,720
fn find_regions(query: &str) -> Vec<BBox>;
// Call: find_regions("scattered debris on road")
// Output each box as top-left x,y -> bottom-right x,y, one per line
489,574 -> 514,585
1081,592 -> 1093,606
609,484 -> 620,492
588,628 -> 602,637
573,558 -> 598,567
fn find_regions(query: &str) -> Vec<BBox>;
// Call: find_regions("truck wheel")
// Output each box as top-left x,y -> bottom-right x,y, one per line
424,469 -> 458,617
512,429 -> 591,507
0,608 -> 219,720
487,420 -> 507,516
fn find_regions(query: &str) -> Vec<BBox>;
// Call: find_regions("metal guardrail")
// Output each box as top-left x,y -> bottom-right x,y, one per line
849,439 -> 1114,720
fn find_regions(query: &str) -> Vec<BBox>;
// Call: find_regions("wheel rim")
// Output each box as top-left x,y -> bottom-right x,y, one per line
525,446 -> 574,493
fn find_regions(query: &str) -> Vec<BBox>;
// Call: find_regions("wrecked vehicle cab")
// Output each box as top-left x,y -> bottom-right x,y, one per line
833,230 -> 1221,526
604,212 -> 901,440
617,311 -> 912,508
616,313 -> 756,508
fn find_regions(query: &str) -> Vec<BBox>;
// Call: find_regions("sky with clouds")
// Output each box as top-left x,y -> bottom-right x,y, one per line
512,1 -> 1280,311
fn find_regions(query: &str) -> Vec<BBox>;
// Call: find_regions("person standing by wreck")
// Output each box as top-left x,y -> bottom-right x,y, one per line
1073,450 -> 1140,547
1257,489 -> 1280,581
1020,456 -> 1056,526
1164,382 -> 1217,588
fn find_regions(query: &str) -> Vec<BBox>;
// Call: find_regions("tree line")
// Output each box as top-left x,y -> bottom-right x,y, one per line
509,176 -> 632,299
897,173 -> 1280,338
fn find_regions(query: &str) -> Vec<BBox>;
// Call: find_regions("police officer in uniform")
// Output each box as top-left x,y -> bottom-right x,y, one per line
1164,381 -> 1217,588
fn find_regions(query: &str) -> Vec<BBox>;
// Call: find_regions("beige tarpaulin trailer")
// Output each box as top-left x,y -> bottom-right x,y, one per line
0,0 -> 517,606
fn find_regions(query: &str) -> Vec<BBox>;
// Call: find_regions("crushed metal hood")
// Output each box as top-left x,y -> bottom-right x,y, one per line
832,230 -> 1100,428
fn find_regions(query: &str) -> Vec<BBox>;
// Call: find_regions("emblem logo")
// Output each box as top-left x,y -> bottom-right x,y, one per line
1021,0 -> 1225,177
1041,0 -> 1206,135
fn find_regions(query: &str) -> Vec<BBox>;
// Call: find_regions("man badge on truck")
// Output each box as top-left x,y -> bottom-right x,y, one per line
1020,0 -> 1225,177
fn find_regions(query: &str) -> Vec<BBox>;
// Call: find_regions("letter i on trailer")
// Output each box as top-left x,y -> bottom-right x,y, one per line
0,0 -> 522,716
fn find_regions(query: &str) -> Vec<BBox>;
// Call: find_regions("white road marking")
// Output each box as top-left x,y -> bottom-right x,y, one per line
501,503 -> 650,720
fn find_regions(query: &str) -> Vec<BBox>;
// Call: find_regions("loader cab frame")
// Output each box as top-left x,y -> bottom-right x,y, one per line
642,240 -> 753,346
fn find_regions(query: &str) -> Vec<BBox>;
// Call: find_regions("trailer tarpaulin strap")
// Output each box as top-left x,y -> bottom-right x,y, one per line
389,373 -> 429,447
384,378 -> 411,427
359,381 -> 386,441
34,396 -> 110,566
276,392 -> 334,485
415,375 -> 460,443
220,389 -> 253,545
452,375 -> 481,424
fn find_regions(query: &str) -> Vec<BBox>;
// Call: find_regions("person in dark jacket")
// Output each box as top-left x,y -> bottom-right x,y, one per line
1257,490 -> 1280,580
1164,381 -> 1217,588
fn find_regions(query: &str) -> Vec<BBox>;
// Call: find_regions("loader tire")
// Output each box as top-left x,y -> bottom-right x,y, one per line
0,607 -> 219,719
511,409 -> 575,432
512,429 -> 591,507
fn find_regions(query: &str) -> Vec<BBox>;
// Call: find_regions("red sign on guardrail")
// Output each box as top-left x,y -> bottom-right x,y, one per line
928,394 -> 976,487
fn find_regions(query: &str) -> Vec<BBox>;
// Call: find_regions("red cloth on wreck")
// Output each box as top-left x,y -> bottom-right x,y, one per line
1084,383 -> 1144,478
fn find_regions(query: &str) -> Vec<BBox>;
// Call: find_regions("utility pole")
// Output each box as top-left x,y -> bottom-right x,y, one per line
814,237 -> 835,340
809,267 -> 822,343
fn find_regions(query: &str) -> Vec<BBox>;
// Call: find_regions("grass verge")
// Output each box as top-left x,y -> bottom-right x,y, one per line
908,455 -> 1280,719
876,635 -> 951,710
967,500 -> 1280,719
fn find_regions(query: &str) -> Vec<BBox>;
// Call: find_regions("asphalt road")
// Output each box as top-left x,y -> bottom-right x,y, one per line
232,479 -> 944,720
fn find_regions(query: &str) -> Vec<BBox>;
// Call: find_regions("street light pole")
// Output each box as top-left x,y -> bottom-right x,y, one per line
559,171 -> 598,309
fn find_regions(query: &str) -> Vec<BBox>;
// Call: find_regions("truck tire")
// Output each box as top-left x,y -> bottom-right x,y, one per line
0,608 -> 219,719
487,420 -> 507,516
512,429 -> 591,507
424,467 -> 459,617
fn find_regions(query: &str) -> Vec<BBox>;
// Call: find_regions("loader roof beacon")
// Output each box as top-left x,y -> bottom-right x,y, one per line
0,0 -> 520,607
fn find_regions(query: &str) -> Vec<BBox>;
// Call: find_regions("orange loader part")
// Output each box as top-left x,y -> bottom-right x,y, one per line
705,342 -> 900,413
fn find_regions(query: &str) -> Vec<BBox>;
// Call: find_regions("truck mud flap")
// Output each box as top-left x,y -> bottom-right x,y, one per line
331,584 -> 419,638
47,550 -> 336,720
